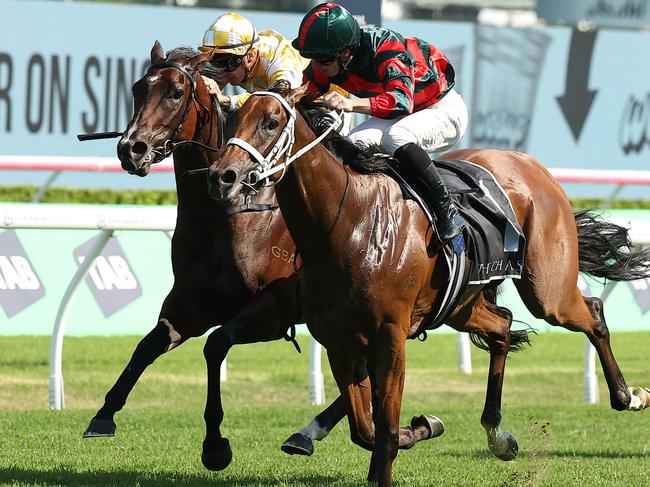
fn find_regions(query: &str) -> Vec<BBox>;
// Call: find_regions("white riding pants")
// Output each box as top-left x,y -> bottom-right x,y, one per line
347,89 -> 469,156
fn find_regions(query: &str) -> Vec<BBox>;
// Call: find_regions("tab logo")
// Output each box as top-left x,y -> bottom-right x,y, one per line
0,230 -> 45,317
74,235 -> 142,317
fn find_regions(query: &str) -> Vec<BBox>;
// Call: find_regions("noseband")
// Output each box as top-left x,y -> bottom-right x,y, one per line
225,91 -> 342,187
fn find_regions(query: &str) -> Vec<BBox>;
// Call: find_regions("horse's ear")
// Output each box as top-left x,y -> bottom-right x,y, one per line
286,83 -> 310,106
151,41 -> 165,64
188,50 -> 213,73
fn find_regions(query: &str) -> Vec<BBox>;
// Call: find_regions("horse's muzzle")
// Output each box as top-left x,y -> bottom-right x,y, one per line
208,167 -> 240,201
117,138 -> 154,176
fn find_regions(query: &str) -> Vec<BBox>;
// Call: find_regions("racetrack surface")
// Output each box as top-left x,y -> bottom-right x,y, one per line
1,333 -> 648,486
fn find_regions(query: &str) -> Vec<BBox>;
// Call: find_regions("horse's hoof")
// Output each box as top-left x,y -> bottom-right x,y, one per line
281,433 -> 314,456
629,387 -> 650,411
83,418 -> 116,438
202,438 -> 232,471
411,415 -> 445,440
489,431 -> 518,461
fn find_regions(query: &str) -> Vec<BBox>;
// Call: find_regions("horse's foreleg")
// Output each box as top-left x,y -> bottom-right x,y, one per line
202,279 -> 299,471
398,414 -> 445,449
281,382 -> 444,456
367,364 -> 444,451
201,324 -> 235,471
368,323 -> 407,487
83,318 -> 185,438
326,348 -> 375,451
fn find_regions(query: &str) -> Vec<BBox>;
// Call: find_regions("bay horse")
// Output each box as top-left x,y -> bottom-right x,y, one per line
83,42 -> 441,470
206,85 -> 650,486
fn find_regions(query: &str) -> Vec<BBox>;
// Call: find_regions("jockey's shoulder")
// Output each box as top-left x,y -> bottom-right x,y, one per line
257,28 -> 294,52
256,28 -> 306,65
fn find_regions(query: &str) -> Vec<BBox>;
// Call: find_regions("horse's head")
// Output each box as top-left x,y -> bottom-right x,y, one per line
207,82 -> 309,205
118,41 -> 213,176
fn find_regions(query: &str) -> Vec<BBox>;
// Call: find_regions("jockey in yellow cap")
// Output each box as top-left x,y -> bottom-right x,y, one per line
199,12 -> 348,115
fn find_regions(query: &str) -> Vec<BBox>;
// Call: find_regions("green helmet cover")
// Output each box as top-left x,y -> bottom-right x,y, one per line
292,3 -> 361,57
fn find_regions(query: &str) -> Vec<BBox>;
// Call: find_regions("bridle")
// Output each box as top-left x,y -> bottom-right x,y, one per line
226,91 -> 342,188
224,91 -> 349,268
144,61 -> 225,163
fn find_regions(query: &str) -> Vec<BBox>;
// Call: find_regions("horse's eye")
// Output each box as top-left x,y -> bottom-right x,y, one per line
172,88 -> 184,100
267,118 -> 279,130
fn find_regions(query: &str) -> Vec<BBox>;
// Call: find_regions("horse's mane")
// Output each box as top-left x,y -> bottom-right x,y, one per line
165,46 -> 199,62
300,105 -> 393,175
200,60 -> 222,80
265,81 -> 393,175
163,46 -> 223,83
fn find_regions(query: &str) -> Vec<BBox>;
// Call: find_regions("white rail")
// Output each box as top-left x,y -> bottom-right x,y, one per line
0,203 -> 303,409
3,155 -> 650,183
0,204 -> 177,410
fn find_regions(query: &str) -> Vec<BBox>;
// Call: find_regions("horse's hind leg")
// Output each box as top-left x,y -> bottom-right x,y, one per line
452,296 -> 523,461
516,273 -> 647,410
83,291 -> 191,438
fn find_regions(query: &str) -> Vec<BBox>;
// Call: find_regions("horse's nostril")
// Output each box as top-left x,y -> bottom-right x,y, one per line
132,141 -> 148,155
220,170 -> 238,186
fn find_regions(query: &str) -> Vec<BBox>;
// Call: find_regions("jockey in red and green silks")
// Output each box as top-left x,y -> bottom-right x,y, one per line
293,2 -> 468,245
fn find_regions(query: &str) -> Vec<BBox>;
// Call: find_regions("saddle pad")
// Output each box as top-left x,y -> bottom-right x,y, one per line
434,159 -> 526,284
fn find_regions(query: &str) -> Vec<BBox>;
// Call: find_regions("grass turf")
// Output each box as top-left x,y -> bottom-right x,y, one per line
0,332 -> 648,486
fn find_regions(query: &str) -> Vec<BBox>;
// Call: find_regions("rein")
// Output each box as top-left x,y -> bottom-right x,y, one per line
293,165 -> 350,272
147,64 -> 280,217
223,90 -> 349,268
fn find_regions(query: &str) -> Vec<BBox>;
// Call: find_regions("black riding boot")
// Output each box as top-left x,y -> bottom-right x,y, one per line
394,142 -> 466,242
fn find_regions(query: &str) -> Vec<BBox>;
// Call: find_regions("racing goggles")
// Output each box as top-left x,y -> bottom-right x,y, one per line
312,52 -> 339,66
210,54 -> 244,72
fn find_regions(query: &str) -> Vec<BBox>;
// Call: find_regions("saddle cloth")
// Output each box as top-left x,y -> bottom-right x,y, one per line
392,159 -> 526,285
385,158 -> 526,331
435,159 -> 526,284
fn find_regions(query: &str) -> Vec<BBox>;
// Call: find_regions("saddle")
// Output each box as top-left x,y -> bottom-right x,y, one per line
387,159 -> 526,329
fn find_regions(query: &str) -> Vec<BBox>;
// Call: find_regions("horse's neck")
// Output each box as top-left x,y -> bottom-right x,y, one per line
275,120 -> 351,254
174,94 -> 221,213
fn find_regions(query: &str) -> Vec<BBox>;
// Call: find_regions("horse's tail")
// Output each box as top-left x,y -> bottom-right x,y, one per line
469,295 -> 534,354
469,328 -> 533,353
575,209 -> 650,281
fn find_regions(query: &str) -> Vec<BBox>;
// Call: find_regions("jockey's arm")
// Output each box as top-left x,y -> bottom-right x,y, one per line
369,54 -> 416,119
320,91 -> 371,114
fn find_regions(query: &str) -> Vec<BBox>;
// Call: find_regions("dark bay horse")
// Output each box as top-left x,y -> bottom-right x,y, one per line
207,85 -> 650,486
83,42 -> 440,470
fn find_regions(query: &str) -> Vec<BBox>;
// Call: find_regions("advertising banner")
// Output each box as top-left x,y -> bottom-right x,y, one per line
538,0 -> 650,30
1,208 -> 649,335
0,223 -> 173,336
1,2 -> 649,175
